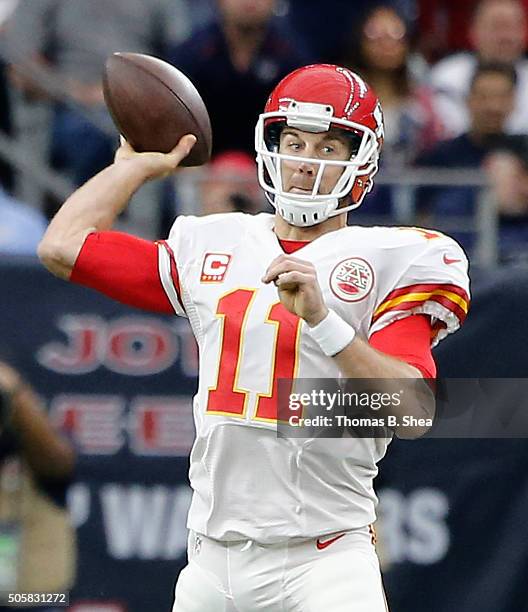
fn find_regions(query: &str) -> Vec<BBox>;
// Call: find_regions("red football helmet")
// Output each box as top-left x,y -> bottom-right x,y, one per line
255,64 -> 384,226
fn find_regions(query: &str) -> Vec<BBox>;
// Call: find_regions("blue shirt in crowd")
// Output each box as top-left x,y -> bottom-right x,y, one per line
0,188 -> 47,255
168,20 -> 314,156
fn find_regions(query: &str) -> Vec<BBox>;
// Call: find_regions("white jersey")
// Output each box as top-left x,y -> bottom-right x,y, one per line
159,213 -> 470,543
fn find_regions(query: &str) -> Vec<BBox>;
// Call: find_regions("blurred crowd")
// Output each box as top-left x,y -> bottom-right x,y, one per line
0,0 -> 528,263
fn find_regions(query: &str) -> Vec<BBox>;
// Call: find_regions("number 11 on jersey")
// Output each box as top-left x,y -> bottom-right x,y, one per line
206,288 -> 302,422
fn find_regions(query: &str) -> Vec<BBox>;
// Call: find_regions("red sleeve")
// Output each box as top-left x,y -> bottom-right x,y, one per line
70,231 -> 180,314
369,314 -> 437,379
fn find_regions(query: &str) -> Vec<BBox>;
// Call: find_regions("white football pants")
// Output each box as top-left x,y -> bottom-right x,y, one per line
172,527 -> 389,612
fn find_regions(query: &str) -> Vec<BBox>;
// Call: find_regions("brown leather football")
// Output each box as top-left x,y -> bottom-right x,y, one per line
103,52 -> 212,166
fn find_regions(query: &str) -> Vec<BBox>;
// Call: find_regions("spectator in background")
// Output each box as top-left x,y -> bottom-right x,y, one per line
4,0 -> 190,188
0,0 -> 18,193
287,0 -> 418,61
0,360 -> 76,610
416,62 -> 528,260
417,0 -> 478,62
341,5 -> 442,168
0,185 -> 47,255
169,0 -> 314,156
200,151 -> 265,215
171,150 -> 266,230
484,151 -> 528,263
430,0 -> 528,137
288,0 -> 374,60
339,4 -> 443,217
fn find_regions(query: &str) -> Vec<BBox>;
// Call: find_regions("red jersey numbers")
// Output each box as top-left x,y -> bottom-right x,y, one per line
206,289 -> 255,416
255,302 -> 301,422
206,289 -> 301,422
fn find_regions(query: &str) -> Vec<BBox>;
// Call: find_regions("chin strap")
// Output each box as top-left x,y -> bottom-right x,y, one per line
271,193 -> 364,227
274,194 -> 339,227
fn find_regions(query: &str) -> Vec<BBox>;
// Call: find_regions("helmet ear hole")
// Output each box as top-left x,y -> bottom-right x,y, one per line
262,165 -> 274,189
345,132 -> 363,157
264,122 -> 284,151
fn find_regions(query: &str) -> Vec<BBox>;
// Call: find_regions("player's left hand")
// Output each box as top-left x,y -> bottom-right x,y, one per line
262,254 -> 328,326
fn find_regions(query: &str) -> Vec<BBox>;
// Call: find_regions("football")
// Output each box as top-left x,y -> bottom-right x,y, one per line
102,52 -> 212,166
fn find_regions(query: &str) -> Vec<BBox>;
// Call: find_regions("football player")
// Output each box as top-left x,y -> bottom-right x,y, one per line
38,64 -> 470,611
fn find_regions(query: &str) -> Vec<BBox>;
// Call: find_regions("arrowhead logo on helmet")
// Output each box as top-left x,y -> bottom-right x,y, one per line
255,64 -> 384,227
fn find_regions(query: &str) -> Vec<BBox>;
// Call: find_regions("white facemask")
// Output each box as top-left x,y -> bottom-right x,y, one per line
255,105 -> 380,227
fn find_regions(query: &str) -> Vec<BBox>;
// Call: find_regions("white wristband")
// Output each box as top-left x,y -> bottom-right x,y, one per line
306,309 -> 356,357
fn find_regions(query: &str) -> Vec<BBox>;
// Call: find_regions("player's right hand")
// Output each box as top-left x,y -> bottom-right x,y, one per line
114,134 -> 196,179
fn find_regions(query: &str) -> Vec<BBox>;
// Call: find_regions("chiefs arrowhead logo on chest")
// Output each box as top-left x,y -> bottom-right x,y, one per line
329,257 -> 375,302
